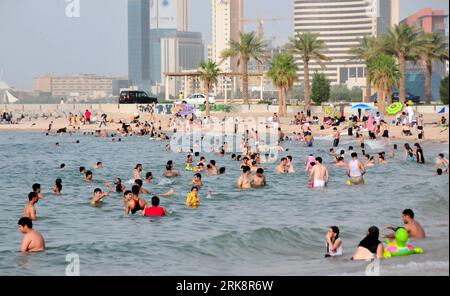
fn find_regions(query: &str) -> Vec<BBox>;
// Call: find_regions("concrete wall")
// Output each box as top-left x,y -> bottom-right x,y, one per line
1,104 -> 448,115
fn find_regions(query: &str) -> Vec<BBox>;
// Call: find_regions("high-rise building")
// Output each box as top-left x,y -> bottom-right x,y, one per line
293,0 -> 399,87
150,0 -> 190,31
401,8 -> 448,35
150,29 -> 204,86
377,0 -> 399,35
211,0 -> 243,72
128,0 -> 151,91
177,0 -> 190,31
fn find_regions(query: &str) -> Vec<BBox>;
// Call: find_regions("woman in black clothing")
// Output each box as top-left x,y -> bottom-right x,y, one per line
414,143 -> 425,164
351,226 -> 383,260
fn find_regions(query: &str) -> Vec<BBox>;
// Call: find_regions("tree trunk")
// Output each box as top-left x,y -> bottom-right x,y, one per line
377,89 -> 385,114
283,87 -> 288,116
399,53 -> 406,103
425,59 -> 432,104
364,71 -> 372,103
278,87 -> 285,117
204,83 -> 210,116
242,57 -> 249,105
386,88 -> 392,105
303,58 -> 311,115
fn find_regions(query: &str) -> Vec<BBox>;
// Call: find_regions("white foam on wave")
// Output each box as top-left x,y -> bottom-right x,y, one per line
365,140 -> 386,150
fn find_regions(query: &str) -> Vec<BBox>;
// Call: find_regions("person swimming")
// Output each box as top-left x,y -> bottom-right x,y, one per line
237,166 -> 252,189
192,173 -> 203,187
351,226 -> 383,260
143,196 -> 166,217
125,185 -> 147,215
90,188 -> 109,207
185,186 -> 200,208
251,168 -> 267,188
23,192 -> 38,221
325,226 -> 342,257
18,217 -> 45,253
53,178 -> 62,196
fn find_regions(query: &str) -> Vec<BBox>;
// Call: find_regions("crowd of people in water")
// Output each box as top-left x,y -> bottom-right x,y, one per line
16,109 -> 448,264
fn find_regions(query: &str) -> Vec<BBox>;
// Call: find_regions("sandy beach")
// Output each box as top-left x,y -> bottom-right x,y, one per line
1,109 -> 448,143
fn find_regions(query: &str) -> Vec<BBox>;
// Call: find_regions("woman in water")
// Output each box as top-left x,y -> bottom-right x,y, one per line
364,155 -> 375,167
403,144 -> 415,161
351,226 -> 383,260
53,178 -> 62,196
414,143 -> 425,164
325,226 -> 343,257
134,164 -> 143,180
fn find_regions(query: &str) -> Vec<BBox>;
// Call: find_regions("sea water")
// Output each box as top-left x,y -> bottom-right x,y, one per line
0,132 -> 448,275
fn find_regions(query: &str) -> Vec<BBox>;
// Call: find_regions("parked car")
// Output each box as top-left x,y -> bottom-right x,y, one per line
178,93 -> 216,105
119,91 -> 158,104
371,92 -> 421,104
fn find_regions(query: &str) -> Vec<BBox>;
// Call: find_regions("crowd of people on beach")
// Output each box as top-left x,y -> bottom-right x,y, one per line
16,108 -> 448,265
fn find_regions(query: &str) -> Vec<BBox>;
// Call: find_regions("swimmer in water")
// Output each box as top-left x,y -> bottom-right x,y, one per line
105,178 -> 126,193
251,168 -> 267,188
143,196 -> 166,217
79,166 -> 86,175
144,172 -> 153,183
218,167 -> 226,174
240,157 -> 251,170
23,192 -> 38,221
275,158 -> 289,174
18,217 -> 45,253
32,183 -> 43,199
134,164 -> 143,180
377,152 -> 387,164
236,166 -> 252,189
95,162 -> 103,169
384,209 -> 425,239
53,178 -> 62,196
286,155 -> 296,173
309,157 -> 329,188
85,170 -> 93,182
163,164 -> 180,178
335,157 -> 345,167
304,154 -> 316,172
436,153 -> 449,173
185,186 -> 200,208
192,173 -> 203,188
209,160 -> 218,175
304,132 -> 314,147
351,226 -> 383,261
135,179 -> 150,194
125,185 -> 148,215
90,188 -> 110,207
325,226 -> 343,257
364,155 -> 375,167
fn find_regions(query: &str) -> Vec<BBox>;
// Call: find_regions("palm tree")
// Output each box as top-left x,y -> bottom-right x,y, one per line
221,31 -> 266,105
384,23 -> 424,102
348,36 -> 381,103
198,60 -> 220,116
289,32 -> 331,115
267,53 -> 298,117
415,32 -> 449,104
368,54 -> 399,114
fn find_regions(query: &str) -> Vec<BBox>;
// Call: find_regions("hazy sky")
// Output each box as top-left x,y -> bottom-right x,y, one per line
0,0 -> 448,88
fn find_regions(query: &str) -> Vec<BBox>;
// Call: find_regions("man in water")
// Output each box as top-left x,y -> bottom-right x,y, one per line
335,157 -> 345,167
333,127 -> 340,147
24,192 -> 38,221
192,173 -> 203,187
275,157 -> 289,174
125,185 -> 148,215
346,152 -> 366,185
309,157 -> 329,188
135,179 -> 150,194
236,166 -> 252,189
163,164 -> 179,178
143,196 -> 166,217
219,167 -> 226,174
209,160 -> 219,175
32,183 -> 43,199
90,188 -> 109,207
251,168 -> 267,188
18,217 -> 45,252
144,172 -> 153,183
385,209 -> 426,239
85,170 -> 93,182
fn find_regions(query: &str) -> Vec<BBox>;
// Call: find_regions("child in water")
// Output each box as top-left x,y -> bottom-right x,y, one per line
53,179 -> 62,196
185,186 -> 200,208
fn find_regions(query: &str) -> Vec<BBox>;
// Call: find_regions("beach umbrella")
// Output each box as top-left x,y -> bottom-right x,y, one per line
437,107 -> 448,114
351,103 -> 371,110
386,102 -> 404,115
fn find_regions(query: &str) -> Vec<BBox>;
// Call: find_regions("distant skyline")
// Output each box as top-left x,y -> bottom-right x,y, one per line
0,0 -> 448,88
